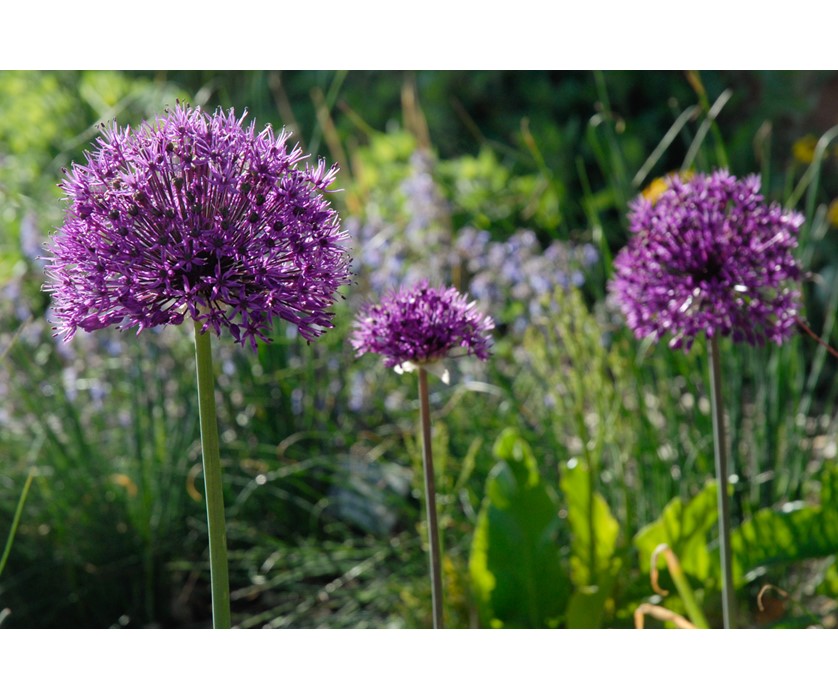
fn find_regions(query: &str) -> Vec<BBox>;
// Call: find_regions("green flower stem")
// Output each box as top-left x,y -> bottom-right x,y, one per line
709,336 -> 735,629
418,367 -> 445,629
194,321 -> 231,629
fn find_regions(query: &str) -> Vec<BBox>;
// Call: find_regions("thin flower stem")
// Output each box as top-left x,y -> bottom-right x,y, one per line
194,321 -> 231,629
418,367 -> 445,629
708,336 -> 735,629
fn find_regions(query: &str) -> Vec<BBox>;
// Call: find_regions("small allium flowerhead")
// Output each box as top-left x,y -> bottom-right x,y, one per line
351,280 -> 494,371
45,104 -> 350,349
610,170 -> 803,350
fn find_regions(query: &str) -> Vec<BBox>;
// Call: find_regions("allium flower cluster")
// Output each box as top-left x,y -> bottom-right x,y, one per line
351,280 -> 494,371
610,170 -> 803,350
45,104 -> 350,349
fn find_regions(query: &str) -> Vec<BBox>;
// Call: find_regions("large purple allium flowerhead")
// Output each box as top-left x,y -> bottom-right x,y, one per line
610,170 -> 803,351
45,104 -> 350,349
351,280 -> 494,374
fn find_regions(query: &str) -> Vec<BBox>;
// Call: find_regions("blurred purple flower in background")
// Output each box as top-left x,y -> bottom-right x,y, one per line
610,170 -> 803,350
402,149 -> 451,247
466,230 -> 598,335
350,148 -> 452,297
45,104 -> 350,349
351,280 -> 494,371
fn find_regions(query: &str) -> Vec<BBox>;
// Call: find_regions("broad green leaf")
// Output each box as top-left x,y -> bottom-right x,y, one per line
815,558 -> 838,598
559,459 -> 620,627
820,463 -> 838,508
565,579 -> 616,629
469,429 -> 570,628
634,480 -> 719,581
560,459 -> 621,588
732,510 -> 838,584
732,465 -> 838,584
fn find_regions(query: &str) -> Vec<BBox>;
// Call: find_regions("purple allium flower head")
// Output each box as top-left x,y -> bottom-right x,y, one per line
45,104 -> 350,349
351,280 -> 494,370
610,170 -> 803,351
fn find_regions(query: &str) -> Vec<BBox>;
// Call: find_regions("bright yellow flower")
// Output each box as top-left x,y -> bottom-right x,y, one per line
828,199 -> 838,228
109,473 -> 138,497
793,135 -> 818,164
642,170 -> 694,205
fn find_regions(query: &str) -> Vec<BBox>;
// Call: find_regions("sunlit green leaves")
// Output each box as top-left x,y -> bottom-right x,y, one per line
561,459 -> 620,587
560,458 -> 621,627
469,429 -> 570,628
634,480 -> 719,582
732,464 -> 838,585
469,429 -> 625,628
633,468 -> 838,598
0,70 -> 187,286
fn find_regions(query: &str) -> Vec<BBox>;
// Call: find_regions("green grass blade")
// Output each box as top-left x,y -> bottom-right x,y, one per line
0,470 -> 36,578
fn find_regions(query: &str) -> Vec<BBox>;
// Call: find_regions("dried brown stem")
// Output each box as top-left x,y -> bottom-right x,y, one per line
797,317 -> 838,359
634,603 -> 696,630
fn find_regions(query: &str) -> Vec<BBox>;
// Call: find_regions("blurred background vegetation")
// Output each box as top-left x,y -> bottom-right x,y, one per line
2,70 -> 838,628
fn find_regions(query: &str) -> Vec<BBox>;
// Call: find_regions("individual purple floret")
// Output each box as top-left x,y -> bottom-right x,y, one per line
351,280 -> 494,370
610,170 -> 803,351
45,104 -> 350,350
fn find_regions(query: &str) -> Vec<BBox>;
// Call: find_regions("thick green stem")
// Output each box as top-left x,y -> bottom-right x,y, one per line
194,321 -> 231,629
709,336 -> 735,629
418,368 -> 444,629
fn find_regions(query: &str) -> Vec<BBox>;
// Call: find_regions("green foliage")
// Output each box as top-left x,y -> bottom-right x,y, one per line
0,470 -> 34,581
627,467 -> 838,625
436,146 -> 564,235
2,70 -> 838,628
0,71 -> 185,281
0,327 -> 203,627
560,459 -> 621,628
346,130 -> 418,220
732,464 -> 838,585
635,481 -> 719,583
469,429 -> 570,628
469,428 -> 625,629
